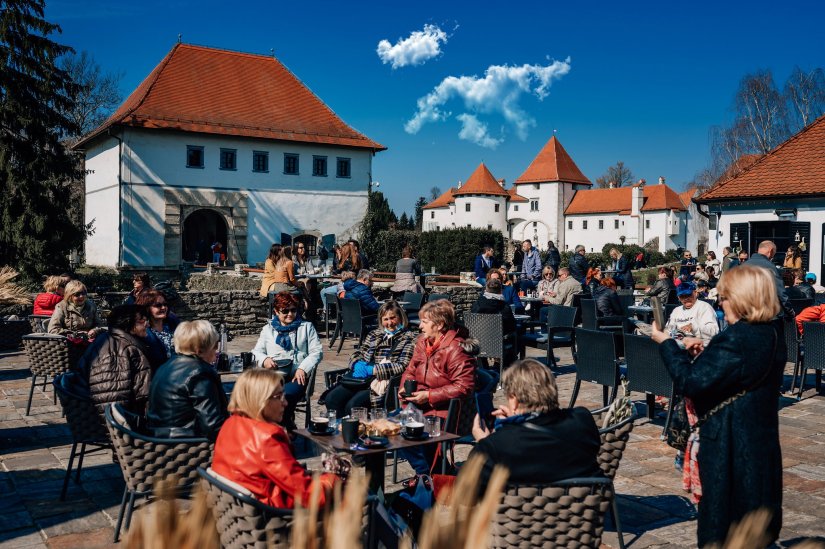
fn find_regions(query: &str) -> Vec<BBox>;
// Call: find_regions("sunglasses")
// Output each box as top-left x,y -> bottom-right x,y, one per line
279,308 -> 298,314
151,302 -> 168,308
74,291 -> 87,297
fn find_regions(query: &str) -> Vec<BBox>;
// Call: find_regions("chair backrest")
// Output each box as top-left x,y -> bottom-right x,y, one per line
22,334 -> 73,377
198,467 -> 294,549
802,322 -> 825,371
616,288 -> 634,296
53,372 -> 108,444
384,375 -> 402,411
489,478 -> 614,549
28,314 -> 51,334
784,316 -> 800,364
427,293 -> 450,303
590,404 -> 638,480
579,299 -> 598,330
463,312 -> 504,360
623,334 -> 674,397
444,397 -> 477,437
104,403 -> 213,494
547,305 -> 577,331
339,298 -> 365,335
0,319 -> 32,350
617,293 -> 635,316
401,292 -> 424,312
571,292 -> 585,326
790,298 -> 815,315
573,329 -> 619,387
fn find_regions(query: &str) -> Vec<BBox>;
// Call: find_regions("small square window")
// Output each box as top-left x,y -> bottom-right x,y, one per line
494,204 -> 499,212
253,151 -> 269,173
488,224 -> 493,230
467,224 -> 471,228
533,183 -> 540,189
533,221 -> 537,227
284,153 -> 299,175
465,203 -> 471,212
568,220 -> 573,230
514,205 -> 519,212
530,200 -> 539,212
336,157 -> 351,178
614,219 -> 619,229
187,146 -> 204,168
220,148 -> 237,170
583,220 -> 588,230
430,212 -> 435,219
598,220 -> 604,229
709,215 -> 718,230
313,156 -> 328,177
645,220 -> 651,229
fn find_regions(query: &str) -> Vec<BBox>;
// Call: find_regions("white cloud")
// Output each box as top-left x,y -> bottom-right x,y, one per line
405,58 -> 572,145
456,114 -> 501,149
376,24 -> 448,69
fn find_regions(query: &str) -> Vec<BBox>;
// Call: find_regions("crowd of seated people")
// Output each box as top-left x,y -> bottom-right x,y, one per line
343,269 -> 380,315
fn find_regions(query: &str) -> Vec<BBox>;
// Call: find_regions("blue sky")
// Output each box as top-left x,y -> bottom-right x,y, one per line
47,0 -> 825,215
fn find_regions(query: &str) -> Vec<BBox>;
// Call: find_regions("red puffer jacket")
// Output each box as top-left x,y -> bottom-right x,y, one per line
400,328 -> 477,420
212,414 -> 338,508
796,304 -> 825,335
33,292 -> 61,316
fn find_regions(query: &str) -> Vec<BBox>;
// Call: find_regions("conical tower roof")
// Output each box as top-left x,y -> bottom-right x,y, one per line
452,163 -> 509,196
515,136 -> 591,185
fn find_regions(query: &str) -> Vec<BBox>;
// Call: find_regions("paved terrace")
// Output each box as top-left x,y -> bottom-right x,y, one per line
1,333 -> 824,548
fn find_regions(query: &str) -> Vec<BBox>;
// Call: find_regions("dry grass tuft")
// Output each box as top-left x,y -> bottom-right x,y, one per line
0,267 -> 32,307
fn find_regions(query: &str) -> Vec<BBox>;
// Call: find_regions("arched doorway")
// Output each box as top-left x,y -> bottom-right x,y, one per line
182,209 -> 228,263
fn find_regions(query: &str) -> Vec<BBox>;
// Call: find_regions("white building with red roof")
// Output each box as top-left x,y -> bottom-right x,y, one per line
74,43 -> 385,267
422,134 -> 701,254
696,114 -> 825,279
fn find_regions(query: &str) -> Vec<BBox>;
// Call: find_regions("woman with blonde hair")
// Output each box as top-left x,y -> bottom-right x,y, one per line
33,275 -> 66,316
212,368 -> 339,508
537,265 -> 559,302
48,280 -> 105,338
651,264 -> 785,547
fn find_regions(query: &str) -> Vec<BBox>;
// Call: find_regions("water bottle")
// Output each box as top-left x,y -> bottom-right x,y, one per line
216,324 -> 229,371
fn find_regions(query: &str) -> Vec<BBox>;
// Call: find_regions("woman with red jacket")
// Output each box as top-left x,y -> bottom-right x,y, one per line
33,275 -> 68,316
398,299 -> 477,474
212,368 -> 339,508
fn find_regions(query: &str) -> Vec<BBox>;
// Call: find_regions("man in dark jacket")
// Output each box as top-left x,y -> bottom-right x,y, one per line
787,269 -> 816,302
569,245 -> 589,286
544,241 -> 561,273
609,248 -> 635,289
747,240 -> 794,318
343,269 -> 380,314
146,320 -> 228,440
471,278 -> 516,336
474,246 -> 497,285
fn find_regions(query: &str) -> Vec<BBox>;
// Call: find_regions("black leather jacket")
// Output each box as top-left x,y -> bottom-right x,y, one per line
146,354 -> 228,440
569,253 -> 589,284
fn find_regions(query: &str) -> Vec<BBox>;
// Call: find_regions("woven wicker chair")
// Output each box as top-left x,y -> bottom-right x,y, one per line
623,334 -> 675,424
336,297 -> 377,355
570,329 -> 621,408
53,372 -> 110,500
22,334 -> 75,415
464,312 -> 516,381
28,314 -> 52,333
590,402 -> 638,549
489,478 -> 615,549
104,403 -> 214,542
198,467 -> 376,549
0,318 -> 31,350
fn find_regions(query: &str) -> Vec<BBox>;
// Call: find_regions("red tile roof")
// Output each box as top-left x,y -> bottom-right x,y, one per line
452,163 -> 510,197
508,186 -> 529,202
565,183 -> 687,215
698,115 -> 825,201
515,136 -> 592,185
679,187 -> 697,209
74,43 -> 385,151
422,187 -> 456,209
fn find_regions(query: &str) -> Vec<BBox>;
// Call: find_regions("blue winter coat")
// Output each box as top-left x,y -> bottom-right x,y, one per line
343,279 -> 380,313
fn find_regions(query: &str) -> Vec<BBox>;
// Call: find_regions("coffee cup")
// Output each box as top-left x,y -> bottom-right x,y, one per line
240,352 -> 254,369
310,417 -> 329,432
404,421 -> 425,438
341,418 -> 360,443
403,379 -> 418,397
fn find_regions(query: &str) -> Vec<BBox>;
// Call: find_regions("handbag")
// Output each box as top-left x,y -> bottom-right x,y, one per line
390,475 -> 434,536
338,371 -> 375,391
664,394 -> 690,451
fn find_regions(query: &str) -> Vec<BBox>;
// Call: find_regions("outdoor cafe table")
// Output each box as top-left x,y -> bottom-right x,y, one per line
295,428 -> 459,493
628,304 -> 654,323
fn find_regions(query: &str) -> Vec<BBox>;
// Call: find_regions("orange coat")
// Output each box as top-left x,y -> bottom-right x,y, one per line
796,305 -> 825,335
400,328 -> 476,420
212,415 -> 337,508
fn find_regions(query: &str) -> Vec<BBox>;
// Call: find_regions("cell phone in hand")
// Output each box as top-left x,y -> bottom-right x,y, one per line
476,393 -> 495,431
651,296 -> 665,332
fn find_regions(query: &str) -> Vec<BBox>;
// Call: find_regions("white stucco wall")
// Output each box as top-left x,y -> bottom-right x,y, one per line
707,199 -> 825,281
452,195 -> 507,232
84,137 -> 122,266
83,128 -> 375,267
423,206 -> 452,231
563,209 -> 687,254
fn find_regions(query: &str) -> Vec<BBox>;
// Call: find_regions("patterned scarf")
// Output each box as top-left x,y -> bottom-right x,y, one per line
271,316 -> 303,351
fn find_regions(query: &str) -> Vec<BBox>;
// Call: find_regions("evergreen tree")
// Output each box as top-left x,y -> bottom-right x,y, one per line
414,196 -> 427,231
0,0 -> 84,278
399,212 -> 410,230
360,191 -> 397,260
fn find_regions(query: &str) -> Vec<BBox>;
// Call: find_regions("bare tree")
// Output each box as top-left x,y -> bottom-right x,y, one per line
595,161 -> 634,188
784,66 -> 825,133
734,69 -> 789,155
429,186 -> 442,200
59,51 -> 123,139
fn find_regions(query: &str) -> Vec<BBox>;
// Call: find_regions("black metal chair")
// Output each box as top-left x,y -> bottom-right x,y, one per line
623,334 -> 675,428
520,305 -> 577,369
570,328 -> 621,408
336,297 -> 376,355
786,316 -> 805,395
790,298 -> 815,315
401,291 -> 424,321
580,299 -> 624,333
463,312 -> 516,379
294,366 -> 318,429
426,292 -> 450,303
797,322 -> 825,399
53,372 -> 111,501
22,334 -> 75,415
104,403 -> 213,542
1,318 -> 31,350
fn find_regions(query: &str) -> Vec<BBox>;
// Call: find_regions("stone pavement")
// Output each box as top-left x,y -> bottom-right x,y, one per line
2,330 -> 825,548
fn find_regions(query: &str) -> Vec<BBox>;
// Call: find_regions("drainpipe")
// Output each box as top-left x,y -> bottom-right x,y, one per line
108,128 -> 123,267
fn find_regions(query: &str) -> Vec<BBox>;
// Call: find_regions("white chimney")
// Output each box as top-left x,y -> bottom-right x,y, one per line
637,178 -> 646,186
456,179 -> 462,189
608,181 -> 616,189
498,178 -> 506,187
659,176 -> 665,185
631,183 -> 644,216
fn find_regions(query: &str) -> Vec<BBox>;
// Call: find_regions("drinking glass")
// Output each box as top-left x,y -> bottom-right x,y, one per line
230,356 -> 243,373
371,408 -> 387,421
327,410 -> 338,429
425,416 -> 441,437
351,407 -> 368,423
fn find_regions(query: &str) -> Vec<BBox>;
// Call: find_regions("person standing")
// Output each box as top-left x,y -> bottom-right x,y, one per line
721,247 -> 738,273
518,240 -> 542,293
391,246 -> 423,294
544,241 -> 561,273
746,240 -> 794,318
609,248 -> 634,290
569,245 -> 589,286
474,246 -> 496,286
783,245 -> 802,270
651,265 -> 784,547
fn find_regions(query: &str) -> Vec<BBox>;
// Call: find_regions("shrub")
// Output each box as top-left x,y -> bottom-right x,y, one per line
416,228 -> 505,275
365,230 -> 420,272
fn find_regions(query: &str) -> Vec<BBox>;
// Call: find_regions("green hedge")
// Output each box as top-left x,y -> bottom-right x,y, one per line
365,230 -> 420,272
557,243 -> 679,272
414,228 -> 505,275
